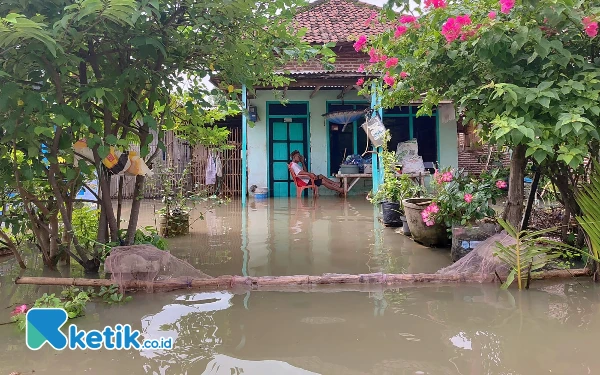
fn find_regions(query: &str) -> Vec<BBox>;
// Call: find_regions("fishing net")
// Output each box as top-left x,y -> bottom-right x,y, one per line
436,232 -> 516,282
104,245 -> 213,292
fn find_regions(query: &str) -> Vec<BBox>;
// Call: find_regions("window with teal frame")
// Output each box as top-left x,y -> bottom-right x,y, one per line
327,103 -> 438,176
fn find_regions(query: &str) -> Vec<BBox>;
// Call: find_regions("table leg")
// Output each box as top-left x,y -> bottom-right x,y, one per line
343,177 -> 348,197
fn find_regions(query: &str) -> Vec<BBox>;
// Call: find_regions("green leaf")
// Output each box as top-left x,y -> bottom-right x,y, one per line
105,134 -> 118,145
537,97 -> 550,108
98,145 -> 110,159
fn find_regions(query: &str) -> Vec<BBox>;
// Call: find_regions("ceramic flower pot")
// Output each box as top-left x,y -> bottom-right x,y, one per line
402,198 -> 449,247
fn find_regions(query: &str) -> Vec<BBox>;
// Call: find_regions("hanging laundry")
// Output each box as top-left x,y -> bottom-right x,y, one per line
205,151 -> 216,185
215,152 -> 222,178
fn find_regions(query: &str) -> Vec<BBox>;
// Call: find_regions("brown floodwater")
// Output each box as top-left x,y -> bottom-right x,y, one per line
1,198 -> 597,374
1,280 -> 600,374
120,197 -> 452,277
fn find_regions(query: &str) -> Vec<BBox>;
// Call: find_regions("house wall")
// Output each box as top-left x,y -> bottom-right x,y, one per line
247,89 -> 458,195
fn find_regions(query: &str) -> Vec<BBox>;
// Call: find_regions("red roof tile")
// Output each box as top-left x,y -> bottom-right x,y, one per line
281,45 -> 369,75
293,0 -> 390,44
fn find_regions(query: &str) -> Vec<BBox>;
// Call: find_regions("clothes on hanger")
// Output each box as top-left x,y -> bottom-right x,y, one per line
205,151 -> 216,185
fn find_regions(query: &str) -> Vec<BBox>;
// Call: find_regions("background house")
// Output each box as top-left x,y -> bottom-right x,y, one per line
245,0 -> 459,197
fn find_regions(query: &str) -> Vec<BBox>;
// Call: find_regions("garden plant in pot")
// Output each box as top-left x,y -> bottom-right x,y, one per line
404,167 -> 506,249
154,167 -> 227,238
370,141 -> 423,228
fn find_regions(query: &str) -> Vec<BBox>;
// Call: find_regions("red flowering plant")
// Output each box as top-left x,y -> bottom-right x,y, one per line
356,0 -> 600,229
422,167 -> 505,228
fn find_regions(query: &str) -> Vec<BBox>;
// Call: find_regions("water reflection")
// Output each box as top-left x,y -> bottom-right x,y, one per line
2,282 -> 600,374
118,197 -> 450,278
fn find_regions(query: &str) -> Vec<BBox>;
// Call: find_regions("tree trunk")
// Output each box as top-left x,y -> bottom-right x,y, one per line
126,175 -> 145,245
502,144 -> 527,228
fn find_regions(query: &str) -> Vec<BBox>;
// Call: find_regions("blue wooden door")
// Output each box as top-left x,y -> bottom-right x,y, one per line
269,119 -> 308,197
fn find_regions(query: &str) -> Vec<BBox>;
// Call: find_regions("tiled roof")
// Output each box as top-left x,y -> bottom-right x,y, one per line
281,45 -> 369,75
294,0 -> 390,44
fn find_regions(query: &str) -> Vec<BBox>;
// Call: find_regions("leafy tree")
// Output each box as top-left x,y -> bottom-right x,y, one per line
361,0 -> 600,228
0,0 -> 332,270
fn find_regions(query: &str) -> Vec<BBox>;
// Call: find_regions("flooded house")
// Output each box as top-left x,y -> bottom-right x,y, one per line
230,0 -> 460,199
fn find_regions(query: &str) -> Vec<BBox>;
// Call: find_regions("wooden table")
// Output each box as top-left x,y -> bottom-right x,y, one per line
334,173 -> 372,197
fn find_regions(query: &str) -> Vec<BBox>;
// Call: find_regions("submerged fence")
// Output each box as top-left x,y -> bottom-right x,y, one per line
110,128 -> 242,199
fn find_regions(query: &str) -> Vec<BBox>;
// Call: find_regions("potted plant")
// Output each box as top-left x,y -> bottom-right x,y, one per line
404,167 -> 505,249
370,141 -> 423,228
156,167 -> 192,238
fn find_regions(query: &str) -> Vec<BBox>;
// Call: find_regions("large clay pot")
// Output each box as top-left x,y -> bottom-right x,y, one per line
402,198 -> 449,247
381,201 -> 402,227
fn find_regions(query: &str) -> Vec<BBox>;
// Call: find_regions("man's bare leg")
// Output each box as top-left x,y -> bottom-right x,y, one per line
318,175 -> 343,194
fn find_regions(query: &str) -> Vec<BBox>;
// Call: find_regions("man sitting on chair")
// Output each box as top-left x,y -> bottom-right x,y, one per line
290,150 -> 343,194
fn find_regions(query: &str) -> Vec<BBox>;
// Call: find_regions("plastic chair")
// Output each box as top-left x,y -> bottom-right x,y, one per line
288,163 -> 319,198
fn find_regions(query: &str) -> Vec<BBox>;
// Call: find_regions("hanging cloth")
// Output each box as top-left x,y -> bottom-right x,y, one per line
215,152 -> 222,178
205,151 -> 216,185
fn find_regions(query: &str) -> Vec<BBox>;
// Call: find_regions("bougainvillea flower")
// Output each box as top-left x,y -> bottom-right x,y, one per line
399,15 -> 417,24
499,0 -> 515,14
385,57 -> 399,68
488,11 -> 497,19
441,18 -> 462,42
353,35 -> 367,52
356,78 -> 365,86
400,71 -> 408,79
456,15 -> 472,26
357,64 -> 365,73
383,72 -> 395,86
394,25 -> 408,38
424,0 -> 447,9
464,193 -> 473,203
365,11 -> 379,26
583,17 -> 598,38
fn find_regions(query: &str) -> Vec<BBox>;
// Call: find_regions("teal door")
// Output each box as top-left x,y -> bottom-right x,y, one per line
269,119 -> 309,197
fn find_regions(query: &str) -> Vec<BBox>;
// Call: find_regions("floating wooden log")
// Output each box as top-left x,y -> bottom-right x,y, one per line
14,269 -> 591,293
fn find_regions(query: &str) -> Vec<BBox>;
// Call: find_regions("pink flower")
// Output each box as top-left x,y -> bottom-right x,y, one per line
357,64 -> 365,73
583,17 -> 598,38
464,193 -> 473,203
357,78 -> 365,86
425,220 -> 435,226
496,180 -> 508,189
488,11 -> 497,19
399,15 -> 417,24
424,0 -> 447,8
394,25 -> 408,38
429,202 -> 439,213
385,57 -> 398,68
441,18 -> 462,43
353,35 -> 367,52
369,48 -> 379,63
11,304 -> 28,316
499,0 -> 515,14
441,171 -> 453,182
400,71 -> 408,79
456,15 -> 472,26
365,11 -> 379,26
383,72 -> 395,86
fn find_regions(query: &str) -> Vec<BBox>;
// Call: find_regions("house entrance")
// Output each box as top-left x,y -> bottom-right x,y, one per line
268,102 -> 309,197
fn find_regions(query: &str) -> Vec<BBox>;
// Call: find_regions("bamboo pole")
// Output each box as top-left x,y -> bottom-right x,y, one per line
14,269 -> 591,293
